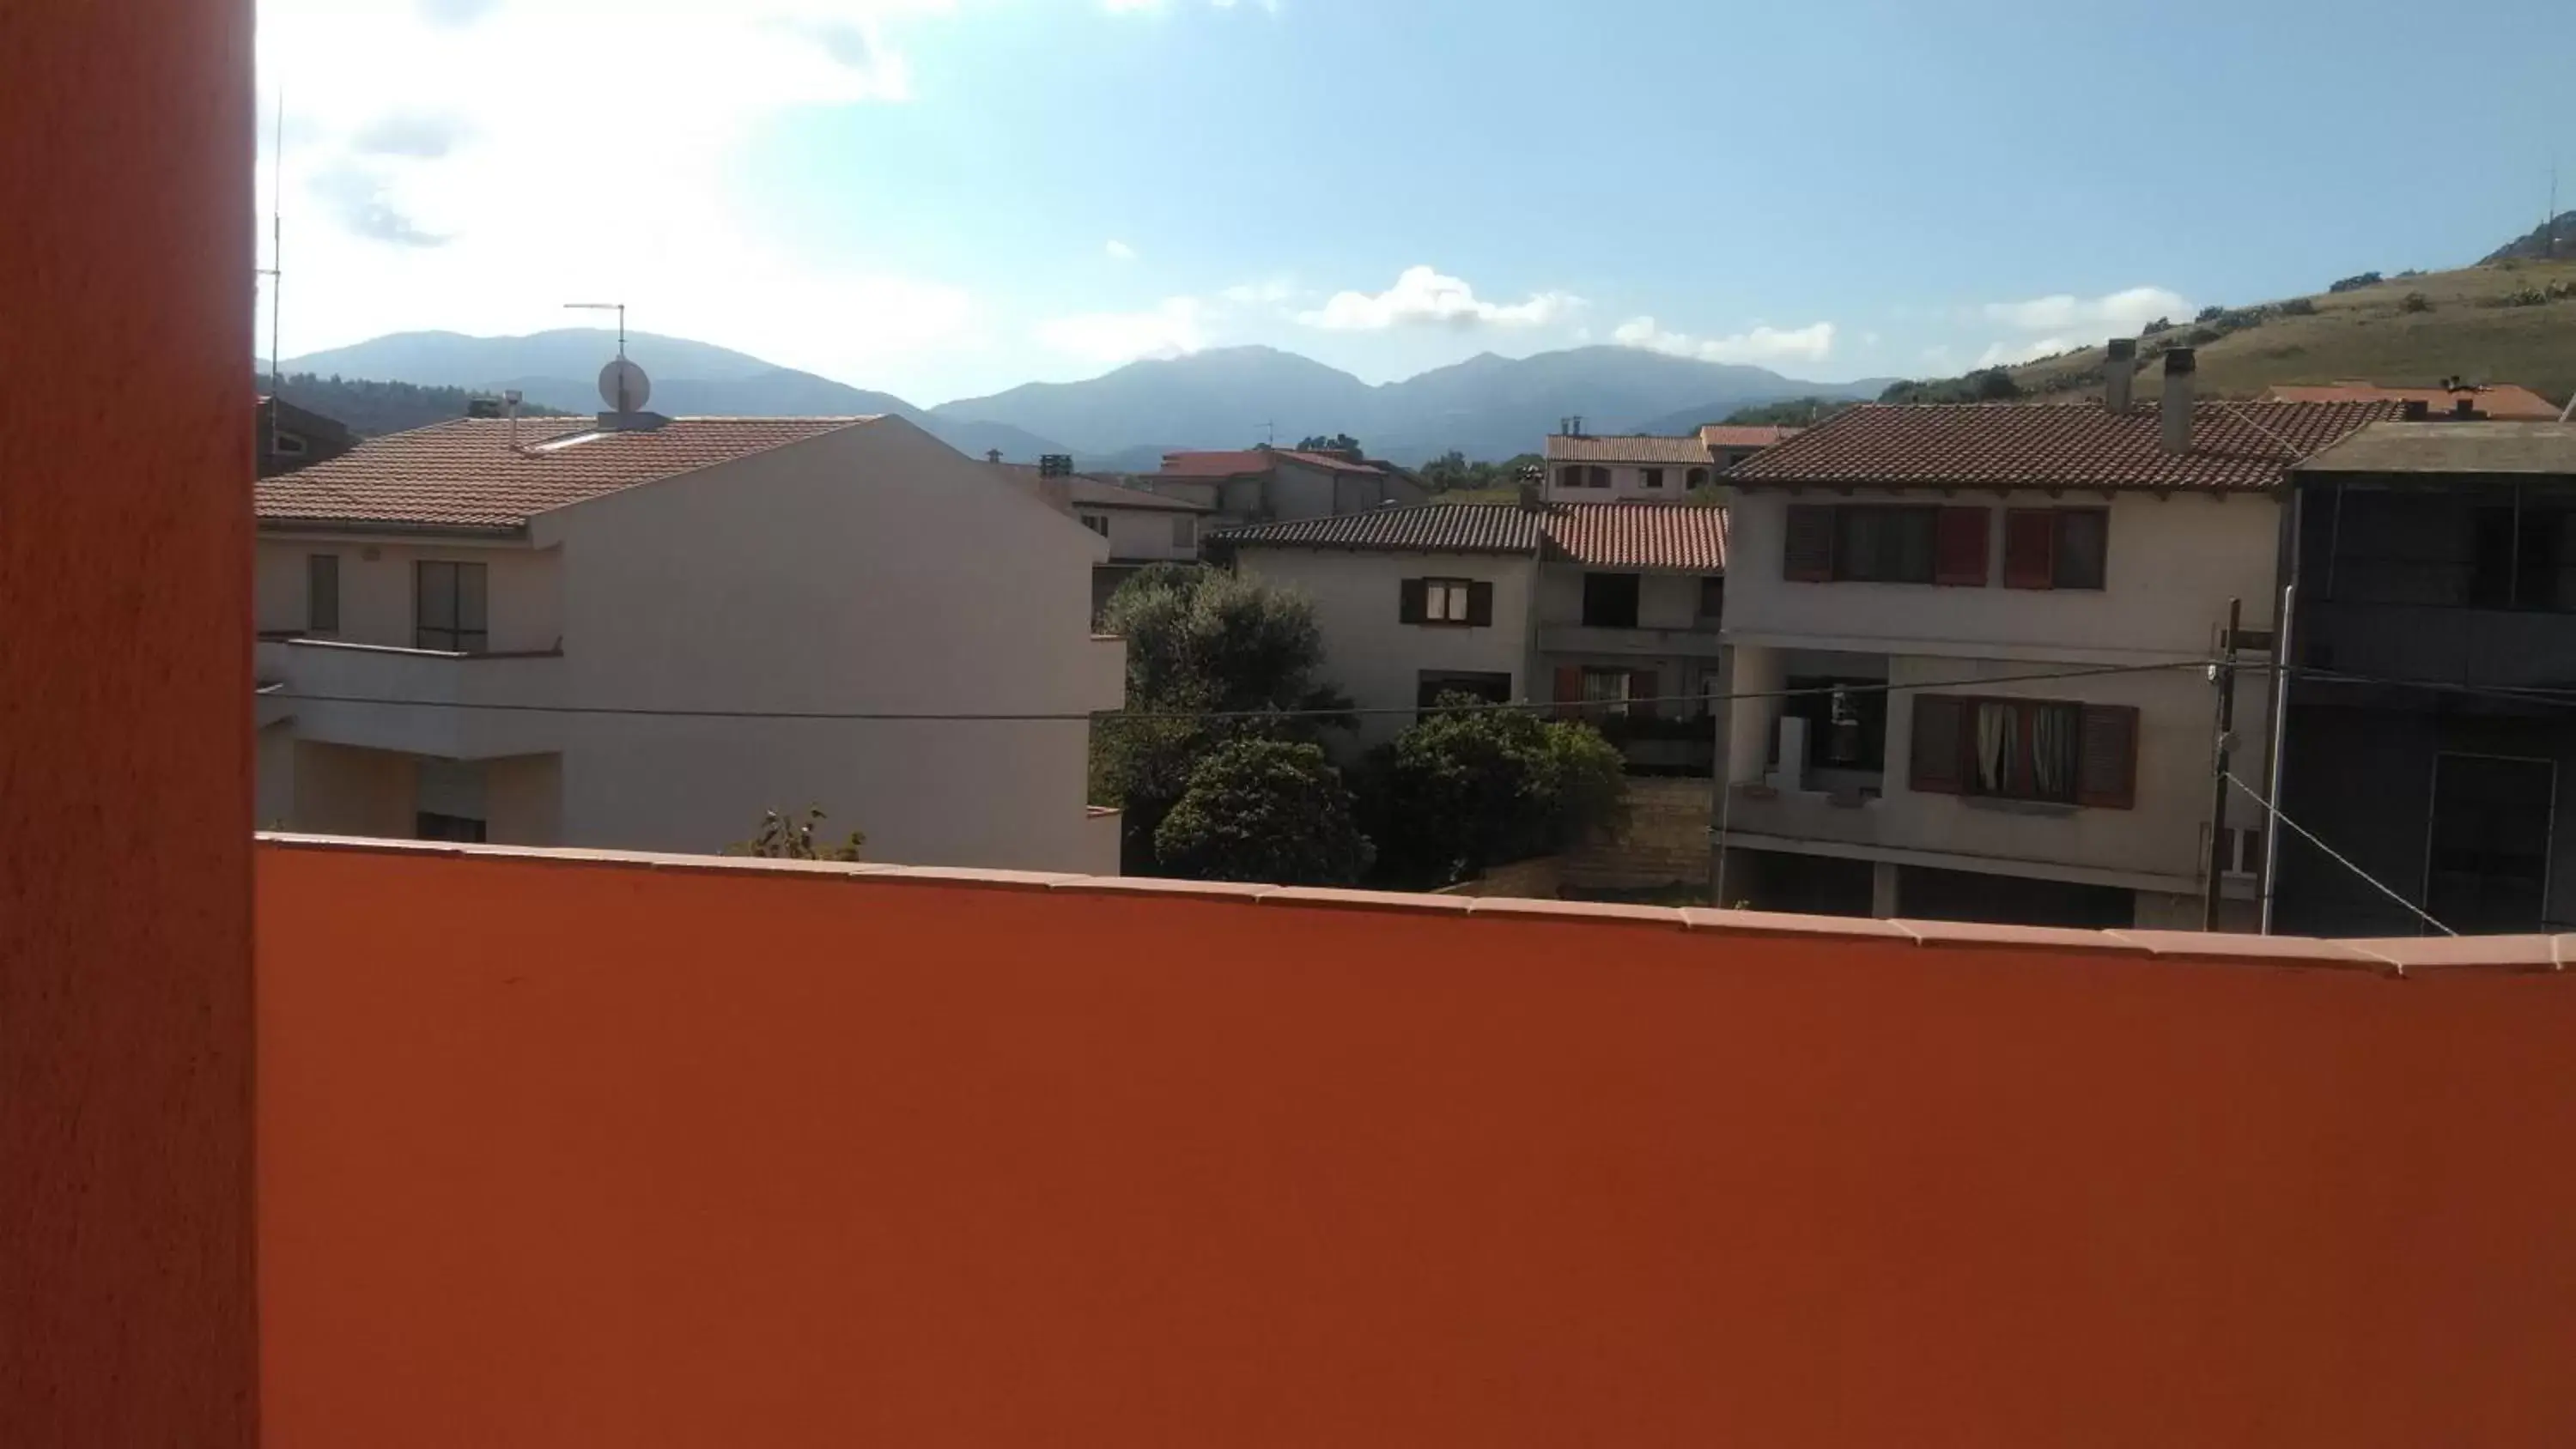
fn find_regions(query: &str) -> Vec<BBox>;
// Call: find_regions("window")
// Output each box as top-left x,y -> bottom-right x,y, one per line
1777,676 -> 1888,772
2002,508 -> 2110,591
273,433 -> 308,457
2468,501 -> 2569,609
1698,575 -> 1725,622
1686,467 -> 1710,489
1558,465 -> 1583,490
1838,506 -> 1938,583
1170,515 -> 1196,549
1078,512 -> 1109,537
415,812 -> 487,844
1581,572 -> 1641,627
1399,576 -> 1492,627
1556,465 -> 1610,489
307,553 -> 339,634
414,560 -> 489,653
1909,694 -> 2136,808
1641,467 -> 1664,490
1416,670 -> 1513,712
2427,754 -> 2555,932
1553,665 -> 1657,718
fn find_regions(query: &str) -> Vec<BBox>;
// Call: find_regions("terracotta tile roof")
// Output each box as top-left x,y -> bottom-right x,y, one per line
1067,476 -> 1211,512
1724,401 -> 2407,492
1157,448 -> 1388,478
1212,501 -> 1727,571
1544,433 -> 1714,465
256,415 -> 871,530
1698,424 -> 1803,449
2262,383 -> 2564,421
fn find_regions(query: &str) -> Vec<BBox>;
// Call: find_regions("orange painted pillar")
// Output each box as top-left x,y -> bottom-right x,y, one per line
0,1 -> 258,1445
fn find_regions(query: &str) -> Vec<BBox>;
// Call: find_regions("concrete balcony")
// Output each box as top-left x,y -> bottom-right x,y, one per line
255,637 -> 568,760
1538,621 -> 1726,658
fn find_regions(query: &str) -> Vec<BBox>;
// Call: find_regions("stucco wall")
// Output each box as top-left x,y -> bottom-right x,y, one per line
1535,567 -> 1710,629
257,537 -> 563,653
1723,488 -> 2279,659
540,417 -> 1118,871
255,838 -> 2576,1449
1545,461 -> 1706,503
1235,547 -> 1537,750
1083,506 -> 1197,563
1,0 -> 260,1440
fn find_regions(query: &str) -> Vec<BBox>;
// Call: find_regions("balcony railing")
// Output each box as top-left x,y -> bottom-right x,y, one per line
1540,620 -> 1726,658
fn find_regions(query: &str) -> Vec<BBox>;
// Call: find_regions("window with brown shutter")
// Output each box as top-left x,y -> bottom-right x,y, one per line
1933,507 -> 1990,586
1466,580 -> 1494,626
1399,578 -> 1427,623
2053,509 -> 2108,590
1784,505 -> 1835,581
1910,694 -> 1965,792
2002,509 -> 2057,589
2074,704 -> 2138,809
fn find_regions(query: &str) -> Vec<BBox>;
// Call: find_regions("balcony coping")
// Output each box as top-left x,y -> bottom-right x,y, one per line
253,834 -> 2573,975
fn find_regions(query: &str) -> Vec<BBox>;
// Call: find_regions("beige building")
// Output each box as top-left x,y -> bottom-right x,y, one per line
1133,446 -> 1425,525
1715,349 -> 2400,926
255,410 -> 1123,872
1213,500 -> 1729,767
1542,432 -> 1714,503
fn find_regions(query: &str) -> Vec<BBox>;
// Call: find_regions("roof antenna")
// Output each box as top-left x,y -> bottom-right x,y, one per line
565,301 -> 649,416
258,87 -> 286,458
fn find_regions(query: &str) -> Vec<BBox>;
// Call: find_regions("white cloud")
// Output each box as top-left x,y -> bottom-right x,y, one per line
1036,298 -> 1207,365
1104,239 -> 1139,263
253,0 -> 976,388
1980,286 -> 2186,336
1297,265 -> 1577,331
1613,316 -> 1837,366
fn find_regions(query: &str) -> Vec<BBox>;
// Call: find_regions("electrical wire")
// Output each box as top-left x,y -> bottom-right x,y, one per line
2220,769 -> 2457,937
258,658 -> 2212,724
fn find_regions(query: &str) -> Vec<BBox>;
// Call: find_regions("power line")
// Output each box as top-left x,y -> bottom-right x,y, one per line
2220,769 -> 2456,937
258,658 -> 2209,724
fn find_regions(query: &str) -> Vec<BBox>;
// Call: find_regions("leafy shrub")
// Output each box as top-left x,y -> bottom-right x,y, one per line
726,807 -> 863,861
1972,367 -> 2021,401
1153,739 -> 1371,885
1357,700 -> 1628,889
2277,296 -> 2318,315
2186,325 -> 2223,345
2142,316 -> 2174,335
2195,304 -> 2226,323
2399,291 -> 2433,313
2328,271 -> 2384,294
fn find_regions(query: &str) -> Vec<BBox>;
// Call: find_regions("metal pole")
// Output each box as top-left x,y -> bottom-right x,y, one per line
2260,581 -> 2295,934
2203,597 -> 2241,932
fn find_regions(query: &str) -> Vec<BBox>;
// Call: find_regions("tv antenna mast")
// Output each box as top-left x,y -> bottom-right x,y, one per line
258,89 -> 286,455
565,301 -> 648,413
565,300 -> 628,358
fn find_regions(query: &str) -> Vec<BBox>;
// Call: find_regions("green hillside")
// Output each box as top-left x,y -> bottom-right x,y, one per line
1907,258 -> 2576,409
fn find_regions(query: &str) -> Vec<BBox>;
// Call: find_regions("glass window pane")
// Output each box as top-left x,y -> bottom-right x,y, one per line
416,561 -> 454,633
457,564 -> 488,633
2055,512 -> 2108,590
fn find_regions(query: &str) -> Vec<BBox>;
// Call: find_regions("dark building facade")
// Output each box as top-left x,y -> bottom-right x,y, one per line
2275,421 -> 2576,936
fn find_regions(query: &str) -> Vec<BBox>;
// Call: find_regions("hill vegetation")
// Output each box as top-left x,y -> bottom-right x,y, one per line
264,372 -> 571,437
1886,258 -> 2576,409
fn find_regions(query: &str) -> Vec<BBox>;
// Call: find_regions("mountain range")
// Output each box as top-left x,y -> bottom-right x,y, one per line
275,329 -> 1887,468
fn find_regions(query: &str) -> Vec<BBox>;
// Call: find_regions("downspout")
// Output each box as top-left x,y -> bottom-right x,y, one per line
2258,486 -> 2304,934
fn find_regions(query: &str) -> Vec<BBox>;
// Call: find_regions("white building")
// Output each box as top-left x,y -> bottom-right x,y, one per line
1542,433 -> 1714,503
1214,499 -> 1730,763
254,409 -> 1123,873
1713,348 -> 2400,927
1134,447 -> 1425,525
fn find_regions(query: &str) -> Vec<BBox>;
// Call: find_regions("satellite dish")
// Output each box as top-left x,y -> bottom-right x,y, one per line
599,358 -> 652,413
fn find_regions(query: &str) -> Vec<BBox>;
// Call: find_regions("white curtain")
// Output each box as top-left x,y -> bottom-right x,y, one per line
1975,701 -> 2013,793
2032,706 -> 2070,798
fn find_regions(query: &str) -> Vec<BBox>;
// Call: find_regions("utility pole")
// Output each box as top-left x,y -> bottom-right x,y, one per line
2203,597 -> 2242,932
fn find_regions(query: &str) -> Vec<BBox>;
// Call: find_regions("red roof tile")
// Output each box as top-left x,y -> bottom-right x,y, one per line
255,415 -> 871,530
1698,424 -> 1803,449
1725,401 -> 2406,492
1157,448 -> 1388,478
2263,383 -> 2564,420
1544,434 -> 1713,465
1212,501 -> 1726,571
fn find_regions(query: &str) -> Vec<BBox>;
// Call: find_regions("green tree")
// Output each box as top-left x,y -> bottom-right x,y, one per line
1152,739 -> 1372,885
726,806 -> 864,861
1295,432 -> 1362,454
1092,564 -> 1355,874
1357,696 -> 1629,888
1722,397 -> 1856,427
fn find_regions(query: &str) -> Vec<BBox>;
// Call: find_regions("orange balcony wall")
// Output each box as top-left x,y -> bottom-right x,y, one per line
257,837 -> 2576,1448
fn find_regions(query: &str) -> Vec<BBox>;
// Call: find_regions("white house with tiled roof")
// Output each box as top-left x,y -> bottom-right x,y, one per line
1212,499 -> 1731,765
254,409 -> 1123,873
1712,344 -> 2402,929
1543,432 -> 1716,503
1139,446 -> 1425,526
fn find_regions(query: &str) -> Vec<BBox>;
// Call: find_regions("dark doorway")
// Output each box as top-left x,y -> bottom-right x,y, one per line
1582,573 -> 1640,628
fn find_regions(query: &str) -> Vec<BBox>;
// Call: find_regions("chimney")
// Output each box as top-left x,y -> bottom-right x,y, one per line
986,448 -> 1004,464
2160,347 -> 2196,453
2104,336 -> 2137,413
1516,463 -> 1545,512
2453,397 -> 2478,419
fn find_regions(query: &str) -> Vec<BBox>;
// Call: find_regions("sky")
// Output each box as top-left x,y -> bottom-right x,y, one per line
258,0 -> 2573,405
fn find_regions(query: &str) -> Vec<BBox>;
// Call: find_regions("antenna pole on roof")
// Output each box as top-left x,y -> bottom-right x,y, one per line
260,87 -> 286,458
564,300 -> 627,360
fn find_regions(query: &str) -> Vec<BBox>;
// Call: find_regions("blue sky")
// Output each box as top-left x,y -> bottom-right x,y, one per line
260,0 -> 2571,405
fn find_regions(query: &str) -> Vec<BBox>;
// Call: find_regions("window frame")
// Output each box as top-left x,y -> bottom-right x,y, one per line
1697,574 -> 1725,623
2003,506 -> 2111,591
1580,571 -> 1643,628
413,559 -> 489,654
1832,505 -> 1941,585
1424,576 -> 1474,624
1640,466 -> 1664,490
1170,514 -> 1196,549
1909,693 -> 2136,809
1078,512 -> 1110,538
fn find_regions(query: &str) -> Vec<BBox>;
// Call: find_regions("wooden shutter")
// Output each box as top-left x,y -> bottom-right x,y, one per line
1630,670 -> 1659,718
1909,694 -> 1966,793
2075,703 -> 2139,809
1784,505 -> 1835,582
1933,506 -> 1990,586
1399,578 -> 1426,623
2002,509 -> 2057,589
1466,580 -> 1494,626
